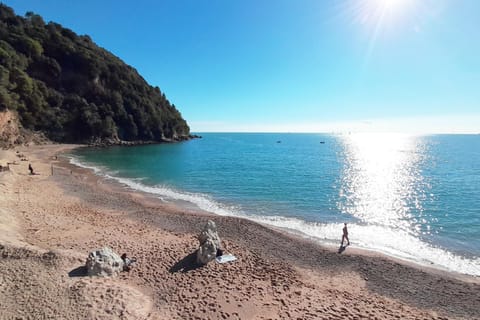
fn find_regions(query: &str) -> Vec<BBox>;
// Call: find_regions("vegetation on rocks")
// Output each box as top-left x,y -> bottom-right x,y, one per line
0,4 -> 190,144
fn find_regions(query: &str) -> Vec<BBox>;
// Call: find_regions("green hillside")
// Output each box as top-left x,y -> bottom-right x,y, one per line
0,4 -> 191,143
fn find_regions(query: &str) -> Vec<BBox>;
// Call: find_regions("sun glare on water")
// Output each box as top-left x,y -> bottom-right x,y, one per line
338,133 -> 427,234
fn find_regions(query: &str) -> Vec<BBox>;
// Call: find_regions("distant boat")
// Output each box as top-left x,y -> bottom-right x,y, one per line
276,140 -> 282,143
320,141 -> 325,144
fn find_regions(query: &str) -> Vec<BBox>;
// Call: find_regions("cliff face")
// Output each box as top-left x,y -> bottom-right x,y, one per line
0,4 -> 191,145
0,110 -> 48,148
0,110 -> 20,148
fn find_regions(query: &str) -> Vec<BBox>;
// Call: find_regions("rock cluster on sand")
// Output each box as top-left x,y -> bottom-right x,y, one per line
85,247 -> 123,277
196,220 -> 221,265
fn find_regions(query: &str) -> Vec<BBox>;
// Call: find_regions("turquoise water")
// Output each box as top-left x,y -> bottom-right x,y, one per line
70,133 -> 480,276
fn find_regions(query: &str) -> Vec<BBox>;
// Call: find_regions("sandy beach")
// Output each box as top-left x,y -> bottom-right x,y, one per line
0,144 -> 479,320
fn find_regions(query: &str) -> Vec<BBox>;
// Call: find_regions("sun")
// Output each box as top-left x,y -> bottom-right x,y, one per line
372,0 -> 415,16
337,0 -> 423,66
353,0 -> 417,28
377,0 -> 411,10
340,0 -> 418,31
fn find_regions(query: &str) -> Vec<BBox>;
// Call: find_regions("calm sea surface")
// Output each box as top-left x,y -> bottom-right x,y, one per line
70,133 -> 480,276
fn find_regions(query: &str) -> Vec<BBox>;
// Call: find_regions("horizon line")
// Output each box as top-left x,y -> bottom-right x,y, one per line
191,131 -> 480,135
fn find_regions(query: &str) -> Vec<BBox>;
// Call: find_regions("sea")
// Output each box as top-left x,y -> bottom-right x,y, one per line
69,133 -> 480,276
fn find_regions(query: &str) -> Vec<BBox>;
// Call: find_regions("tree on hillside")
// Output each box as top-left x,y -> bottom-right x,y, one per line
0,4 -> 190,143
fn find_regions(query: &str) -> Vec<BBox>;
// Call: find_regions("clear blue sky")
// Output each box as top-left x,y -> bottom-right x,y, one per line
3,0 -> 480,133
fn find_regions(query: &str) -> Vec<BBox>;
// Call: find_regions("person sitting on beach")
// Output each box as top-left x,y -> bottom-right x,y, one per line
341,223 -> 350,246
121,253 -> 137,272
28,163 -> 34,175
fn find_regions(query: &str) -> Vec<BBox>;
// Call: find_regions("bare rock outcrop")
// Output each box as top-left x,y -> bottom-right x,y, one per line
196,220 -> 221,265
85,247 -> 123,277
0,110 -> 21,148
0,110 -> 50,148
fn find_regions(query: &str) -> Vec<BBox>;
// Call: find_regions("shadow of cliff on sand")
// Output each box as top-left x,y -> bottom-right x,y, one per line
169,250 -> 203,273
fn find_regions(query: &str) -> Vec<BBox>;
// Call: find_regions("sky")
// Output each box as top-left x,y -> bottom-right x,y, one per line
2,0 -> 480,133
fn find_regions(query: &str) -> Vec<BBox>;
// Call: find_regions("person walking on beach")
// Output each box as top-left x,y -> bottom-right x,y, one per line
28,163 -> 34,175
341,223 -> 350,246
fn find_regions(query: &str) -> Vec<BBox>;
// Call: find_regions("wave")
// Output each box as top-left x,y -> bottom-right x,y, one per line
69,155 -> 242,214
68,155 -> 480,277
69,156 -> 104,174
247,216 -> 480,276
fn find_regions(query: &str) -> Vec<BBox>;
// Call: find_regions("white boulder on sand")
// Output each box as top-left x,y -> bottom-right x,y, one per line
85,247 -> 124,277
196,220 -> 221,265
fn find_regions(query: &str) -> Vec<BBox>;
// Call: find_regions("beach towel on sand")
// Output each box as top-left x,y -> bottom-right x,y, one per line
215,254 -> 237,264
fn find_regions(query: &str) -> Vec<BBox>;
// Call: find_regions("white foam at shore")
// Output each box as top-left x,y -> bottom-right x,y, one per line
248,215 -> 480,276
68,155 -> 480,277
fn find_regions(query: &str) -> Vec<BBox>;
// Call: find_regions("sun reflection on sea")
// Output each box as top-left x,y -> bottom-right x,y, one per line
338,132 -> 428,235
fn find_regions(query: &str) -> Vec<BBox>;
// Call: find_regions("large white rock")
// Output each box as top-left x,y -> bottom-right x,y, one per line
198,220 -> 221,248
197,238 -> 217,265
85,247 -> 123,277
196,220 -> 221,265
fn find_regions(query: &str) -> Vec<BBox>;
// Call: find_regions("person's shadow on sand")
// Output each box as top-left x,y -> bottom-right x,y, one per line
338,244 -> 348,254
169,250 -> 203,273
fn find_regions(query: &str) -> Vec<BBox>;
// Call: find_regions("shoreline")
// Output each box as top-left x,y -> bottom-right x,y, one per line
1,144 -> 479,319
66,144 -> 480,280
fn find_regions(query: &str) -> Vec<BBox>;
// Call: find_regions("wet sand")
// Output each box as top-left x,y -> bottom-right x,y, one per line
0,144 -> 479,319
